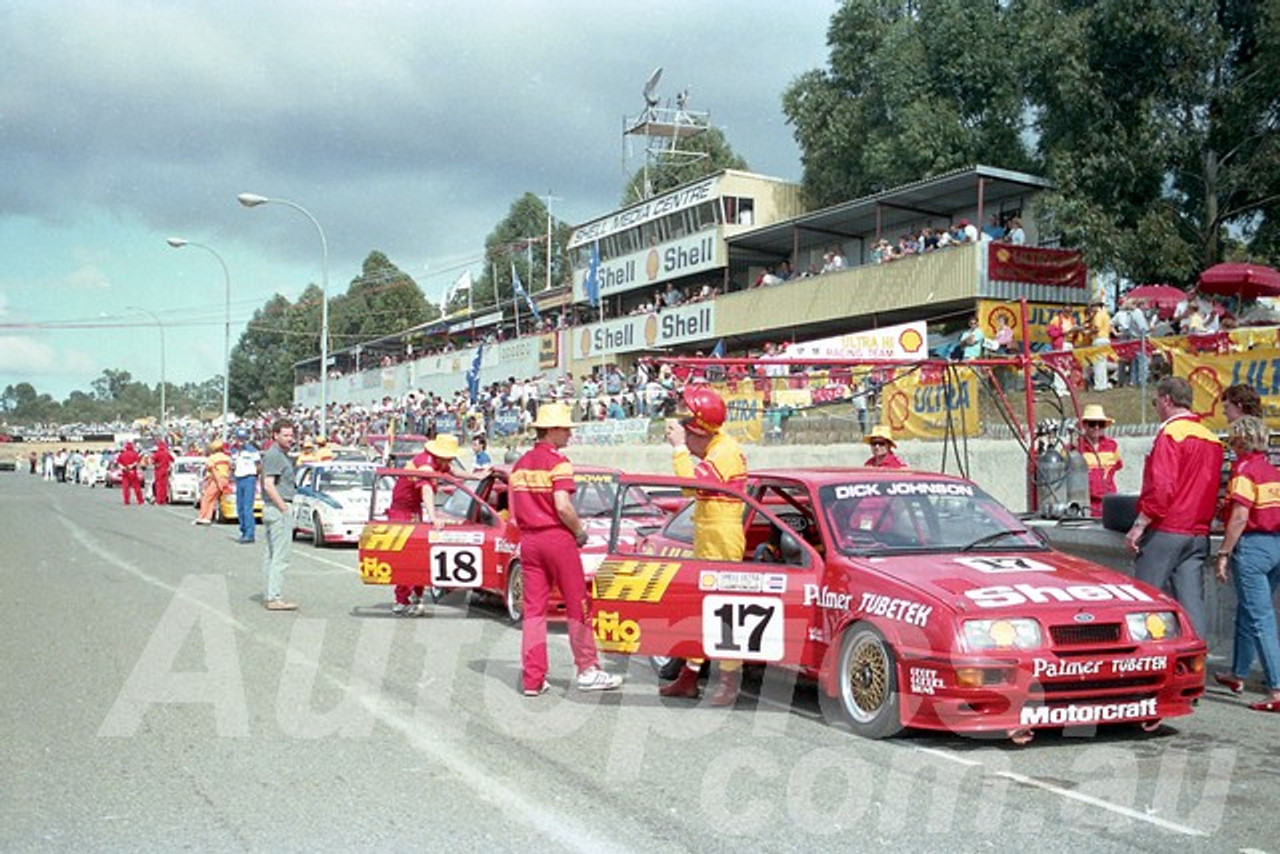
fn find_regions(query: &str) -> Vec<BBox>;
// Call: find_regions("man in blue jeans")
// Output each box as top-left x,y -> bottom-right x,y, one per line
233,428 -> 261,544
260,418 -> 298,611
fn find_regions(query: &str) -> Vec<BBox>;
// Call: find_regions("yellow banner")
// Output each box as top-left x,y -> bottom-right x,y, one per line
1169,350 -> 1280,430
712,381 -> 764,444
878,364 -> 981,439
977,300 -> 1085,346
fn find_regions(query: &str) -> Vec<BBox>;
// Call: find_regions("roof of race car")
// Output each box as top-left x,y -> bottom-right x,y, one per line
749,467 -> 974,486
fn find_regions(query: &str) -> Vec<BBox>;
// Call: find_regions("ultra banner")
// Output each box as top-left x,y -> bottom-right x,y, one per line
878,364 -> 981,440
1171,350 -> 1280,430
709,381 -> 765,444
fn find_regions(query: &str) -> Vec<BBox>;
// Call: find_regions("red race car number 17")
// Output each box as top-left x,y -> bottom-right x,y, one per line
430,545 -> 483,588
702,595 -> 785,661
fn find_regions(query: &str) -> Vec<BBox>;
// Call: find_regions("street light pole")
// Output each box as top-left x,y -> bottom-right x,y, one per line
237,193 -> 330,440
167,237 -> 231,439
125,305 -> 166,432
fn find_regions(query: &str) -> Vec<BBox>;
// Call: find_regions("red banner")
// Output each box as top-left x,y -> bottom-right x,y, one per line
988,245 -> 1087,289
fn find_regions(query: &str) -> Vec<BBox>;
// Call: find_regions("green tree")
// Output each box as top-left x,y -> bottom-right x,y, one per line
466,194 -> 570,321
329,251 -> 436,344
621,126 -> 750,204
232,294 -> 300,412
1,382 -> 38,413
783,0 -> 1033,208
91,369 -> 133,402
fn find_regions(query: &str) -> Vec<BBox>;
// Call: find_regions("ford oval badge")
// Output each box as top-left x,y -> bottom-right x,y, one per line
1074,612 -> 1096,623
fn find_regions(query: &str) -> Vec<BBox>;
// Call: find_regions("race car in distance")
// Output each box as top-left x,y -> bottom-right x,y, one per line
168,456 -> 204,505
597,468 -> 1207,743
292,460 -> 377,547
357,466 -> 668,621
211,471 -> 263,523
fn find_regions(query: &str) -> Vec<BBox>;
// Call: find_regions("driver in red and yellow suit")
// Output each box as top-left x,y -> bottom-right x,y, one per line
660,386 -> 749,706
387,434 -> 461,615
196,439 -> 232,525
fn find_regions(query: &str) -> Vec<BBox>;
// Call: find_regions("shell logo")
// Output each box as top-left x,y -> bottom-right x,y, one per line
988,305 -> 1017,335
579,328 -> 593,358
996,248 -> 1012,263
644,314 -> 659,347
646,249 -> 661,281
885,390 -> 911,430
1187,366 -> 1222,418
898,328 -> 924,354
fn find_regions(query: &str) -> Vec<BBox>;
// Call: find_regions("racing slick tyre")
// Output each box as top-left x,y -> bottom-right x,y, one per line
504,561 -> 524,623
311,512 -> 326,548
822,622 -> 904,739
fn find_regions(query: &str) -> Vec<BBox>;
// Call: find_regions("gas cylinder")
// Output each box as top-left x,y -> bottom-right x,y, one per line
1036,446 -> 1067,518
1065,450 -> 1091,518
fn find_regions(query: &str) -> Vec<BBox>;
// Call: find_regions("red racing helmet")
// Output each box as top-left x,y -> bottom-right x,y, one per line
680,386 -> 727,435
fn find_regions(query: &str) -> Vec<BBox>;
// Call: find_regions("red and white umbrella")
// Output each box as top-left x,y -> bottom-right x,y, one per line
1197,263 -> 1280,301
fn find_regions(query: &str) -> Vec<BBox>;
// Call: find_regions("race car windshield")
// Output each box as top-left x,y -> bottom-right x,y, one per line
819,481 -> 1040,555
574,475 -> 662,519
318,467 -> 376,491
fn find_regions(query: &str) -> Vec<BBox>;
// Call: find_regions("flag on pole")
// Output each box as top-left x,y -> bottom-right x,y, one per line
710,338 -> 726,359
584,241 -> 601,308
511,263 -> 541,323
466,345 -> 484,403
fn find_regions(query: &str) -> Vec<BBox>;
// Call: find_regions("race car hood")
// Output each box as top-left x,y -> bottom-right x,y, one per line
855,549 -> 1181,617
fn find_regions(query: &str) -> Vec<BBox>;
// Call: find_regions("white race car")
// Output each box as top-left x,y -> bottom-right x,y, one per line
168,456 -> 205,505
292,461 -> 377,547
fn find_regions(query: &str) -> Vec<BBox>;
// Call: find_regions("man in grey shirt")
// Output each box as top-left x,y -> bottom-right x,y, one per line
261,418 -> 298,611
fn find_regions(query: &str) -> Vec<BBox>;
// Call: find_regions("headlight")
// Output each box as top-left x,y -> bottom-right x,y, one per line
1126,611 -> 1180,641
963,618 -> 1043,651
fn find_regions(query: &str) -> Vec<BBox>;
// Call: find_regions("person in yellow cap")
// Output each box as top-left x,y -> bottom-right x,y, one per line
510,403 -> 622,696
864,425 -> 906,469
313,436 -> 335,462
388,433 -> 463,615
660,385 -> 749,706
296,436 -> 320,466
1076,403 -> 1122,517
195,438 -> 232,525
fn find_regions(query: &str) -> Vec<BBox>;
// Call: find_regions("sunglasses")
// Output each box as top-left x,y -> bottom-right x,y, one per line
1083,421 -> 1107,427
869,440 -> 890,447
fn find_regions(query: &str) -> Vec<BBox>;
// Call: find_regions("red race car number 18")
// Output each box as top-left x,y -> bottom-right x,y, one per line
430,545 -> 483,588
702,595 -> 785,661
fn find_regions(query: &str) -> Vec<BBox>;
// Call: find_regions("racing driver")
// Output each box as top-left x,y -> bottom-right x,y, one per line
660,385 -> 749,705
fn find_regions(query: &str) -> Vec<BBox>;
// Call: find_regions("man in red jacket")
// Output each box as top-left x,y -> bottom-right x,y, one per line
1125,376 -> 1223,636
151,440 -> 175,505
116,442 -> 144,506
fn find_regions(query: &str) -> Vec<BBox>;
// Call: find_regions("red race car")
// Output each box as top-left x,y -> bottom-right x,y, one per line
357,466 -> 668,621
595,468 -> 1207,743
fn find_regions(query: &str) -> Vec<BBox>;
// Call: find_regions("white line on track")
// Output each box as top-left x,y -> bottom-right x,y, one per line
62,512 -> 635,854
914,748 -> 1208,837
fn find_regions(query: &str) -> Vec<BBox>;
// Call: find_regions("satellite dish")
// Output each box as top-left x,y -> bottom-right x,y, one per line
642,66 -> 663,107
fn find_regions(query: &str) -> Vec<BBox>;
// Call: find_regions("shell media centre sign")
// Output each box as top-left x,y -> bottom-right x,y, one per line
575,303 -> 716,360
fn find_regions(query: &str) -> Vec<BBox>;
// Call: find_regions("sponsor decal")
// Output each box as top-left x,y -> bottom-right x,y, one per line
593,560 -> 681,602
358,556 -> 392,584
832,482 -> 976,500
495,539 -> 518,555
593,610 -> 641,653
1019,698 -> 1158,727
1109,655 -> 1168,675
803,584 -> 853,610
954,556 -> 1057,575
359,524 -> 414,552
964,582 -> 1155,609
1031,659 -> 1102,679
428,529 -> 485,545
807,627 -> 825,643
858,592 -> 932,627
698,571 -> 787,594
909,667 -> 944,695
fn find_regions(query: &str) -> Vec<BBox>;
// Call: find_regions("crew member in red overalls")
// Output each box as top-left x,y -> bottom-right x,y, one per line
1077,403 -> 1122,517
388,434 -> 462,615
151,440 -> 175,505
511,403 -> 622,696
117,442 -> 145,506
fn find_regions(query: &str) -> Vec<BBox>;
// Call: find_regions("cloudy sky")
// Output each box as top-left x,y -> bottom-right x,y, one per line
0,0 -> 836,401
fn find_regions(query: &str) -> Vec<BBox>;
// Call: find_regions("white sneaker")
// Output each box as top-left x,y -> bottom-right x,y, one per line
576,667 -> 623,692
523,680 -> 550,697
391,603 -> 409,616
